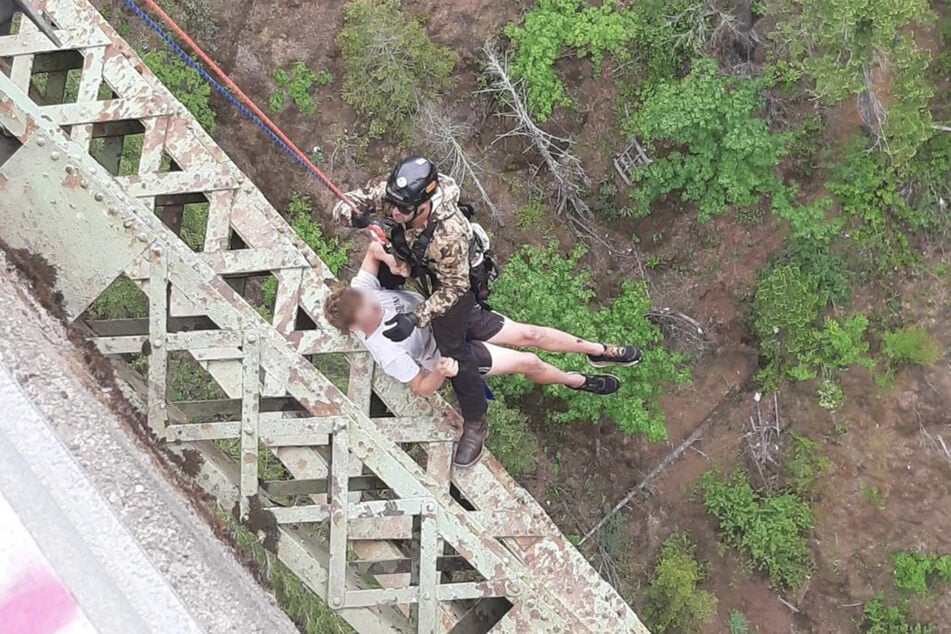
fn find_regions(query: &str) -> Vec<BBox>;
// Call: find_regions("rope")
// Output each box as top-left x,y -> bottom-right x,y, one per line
118,0 -> 358,212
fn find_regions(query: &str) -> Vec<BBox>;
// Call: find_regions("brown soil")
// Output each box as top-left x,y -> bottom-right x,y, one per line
93,1 -> 951,631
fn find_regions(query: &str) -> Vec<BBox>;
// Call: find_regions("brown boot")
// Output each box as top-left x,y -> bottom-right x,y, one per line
453,417 -> 487,468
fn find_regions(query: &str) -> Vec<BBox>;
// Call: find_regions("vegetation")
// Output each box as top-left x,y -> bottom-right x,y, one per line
774,0 -> 933,162
752,263 -> 872,391
485,398 -> 539,477
270,61 -> 332,116
861,596 -> 931,634
728,610 -> 755,634
698,469 -> 815,588
220,511 -> 355,634
142,50 -> 217,133
491,240 -> 689,441
785,433 -> 830,497
260,192 -> 352,312
338,0 -> 457,138
880,327 -> 941,381
644,533 -> 717,633
504,0 -> 638,121
892,551 -> 951,596
625,60 -> 791,221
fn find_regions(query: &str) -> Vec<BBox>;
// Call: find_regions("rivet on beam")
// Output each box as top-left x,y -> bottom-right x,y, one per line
246,332 -> 258,343
80,179 -> 89,189
331,597 -> 343,608
423,592 -> 432,601
151,245 -> 162,256
123,219 -> 134,228
36,137 -> 46,147
65,165 -> 74,174
153,338 -> 163,349
136,233 -> 149,242
94,192 -> 104,202
50,151 -> 60,161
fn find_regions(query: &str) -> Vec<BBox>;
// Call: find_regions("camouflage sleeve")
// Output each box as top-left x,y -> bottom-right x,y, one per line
332,178 -> 388,226
413,212 -> 470,327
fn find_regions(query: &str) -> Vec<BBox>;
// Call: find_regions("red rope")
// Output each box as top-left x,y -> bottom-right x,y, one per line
137,0 -> 358,211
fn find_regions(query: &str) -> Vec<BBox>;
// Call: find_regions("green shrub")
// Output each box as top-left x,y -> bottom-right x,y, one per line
697,470 -> 815,588
485,398 -> 539,477
827,141 -> 928,270
88,276 -> 149,320
862,596 -> 931,634
881,328 -> 940,367
752,264 -> 872,389
626,60 -> 791,222
774,0 -> 933,163
644,533 -> 717,633
338,0 -> 457,138
785,433 -> 830,496
286,192 -> 351,274
893,552 -> 951,596
728,610 -> 754,634
142,50 -> 216,133
491,240 -> 689,441
504,0 -> 638,121
270,61 -> 331,116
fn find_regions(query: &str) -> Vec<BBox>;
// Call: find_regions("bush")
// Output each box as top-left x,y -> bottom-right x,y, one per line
785,433 -> 830,496
644,533 -> 717,633
270,61 -> 332,116
893,552 -> 951,596
774,0 -> 933,163
504,0 -> 638,121
697,469 -> 815,588
142,50 -> 216,133
827,141 -> 933,270
881,328 -> 940,367
485,398 -> 539,477
490,240 -> 689,441
752,264 -> 872,389
88,276 -> 149,320
338,0 -> 457,138
862,596 -> 931,634
626,60 -> 791,221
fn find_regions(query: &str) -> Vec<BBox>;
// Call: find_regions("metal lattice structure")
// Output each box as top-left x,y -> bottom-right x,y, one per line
0,1 -> 649,632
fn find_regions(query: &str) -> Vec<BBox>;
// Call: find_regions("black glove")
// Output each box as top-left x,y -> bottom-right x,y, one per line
350,204 -> 372,229
383,312 -> 419,342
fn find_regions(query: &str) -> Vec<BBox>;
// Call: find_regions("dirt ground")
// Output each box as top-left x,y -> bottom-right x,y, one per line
103,0 -> 951,631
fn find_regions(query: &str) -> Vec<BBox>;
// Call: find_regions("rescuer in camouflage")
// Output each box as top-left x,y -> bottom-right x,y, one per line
333,157 -> 488,468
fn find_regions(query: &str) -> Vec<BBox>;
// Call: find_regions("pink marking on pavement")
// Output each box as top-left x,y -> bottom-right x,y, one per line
0,566 -> 78,634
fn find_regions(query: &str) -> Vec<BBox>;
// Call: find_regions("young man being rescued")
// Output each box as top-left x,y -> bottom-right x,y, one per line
333,157 -> 641,467
323,241 -> 643,447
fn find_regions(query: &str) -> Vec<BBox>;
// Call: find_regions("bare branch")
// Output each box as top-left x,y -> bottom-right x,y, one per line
479,43 -> 595,236
415,103 -> 504,225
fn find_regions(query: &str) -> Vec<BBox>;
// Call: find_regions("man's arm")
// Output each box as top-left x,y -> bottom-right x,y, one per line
413,213 -> 471,327
408,358 -> 458,397
332,180 -> 388,227
360,241 -> 410,278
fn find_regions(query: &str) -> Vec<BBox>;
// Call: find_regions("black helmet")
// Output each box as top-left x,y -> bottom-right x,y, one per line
385,157 -> 438,209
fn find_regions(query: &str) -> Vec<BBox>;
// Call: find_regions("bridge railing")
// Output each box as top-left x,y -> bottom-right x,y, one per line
0,2 -> 648,632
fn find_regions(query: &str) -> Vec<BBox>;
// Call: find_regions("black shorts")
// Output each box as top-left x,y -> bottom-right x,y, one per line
466,306 -> 505,376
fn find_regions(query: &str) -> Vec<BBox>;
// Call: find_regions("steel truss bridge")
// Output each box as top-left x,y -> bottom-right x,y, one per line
0,1 -> 649,631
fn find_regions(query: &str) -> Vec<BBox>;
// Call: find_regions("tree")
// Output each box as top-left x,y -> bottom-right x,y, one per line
338,0 -> 457,138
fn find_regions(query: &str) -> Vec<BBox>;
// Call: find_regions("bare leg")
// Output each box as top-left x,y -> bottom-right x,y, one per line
483,344 -> 585,387
487,319 -> 604,355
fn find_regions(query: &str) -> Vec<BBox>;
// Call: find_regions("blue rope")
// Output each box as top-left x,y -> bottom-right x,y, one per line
118,0 -> 333,190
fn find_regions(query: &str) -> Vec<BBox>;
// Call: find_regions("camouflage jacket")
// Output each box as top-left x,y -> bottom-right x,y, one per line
334,175 -> 471,327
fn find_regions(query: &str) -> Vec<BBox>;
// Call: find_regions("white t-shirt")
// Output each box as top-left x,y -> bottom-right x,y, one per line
351,270 -> 440,383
